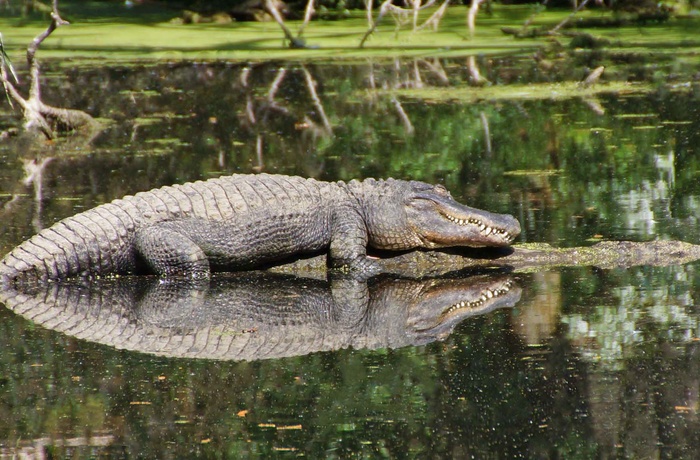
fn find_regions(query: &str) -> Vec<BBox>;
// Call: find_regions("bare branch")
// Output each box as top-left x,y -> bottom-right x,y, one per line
365,0 -> 374,27
301,65 -> 332,134
1,64 -> 29,111
467,0 -> 486,38
417,0 -> 451,31
419,58 -> 449,85
267,67 -> 287,101
297,0 -> 316,37
264,0 -> 305,48
0,0 -> 96,139
0,33 -> 18,84
580,65 -> 605,87
254,135 -> 264,172
551,0 -> 590,33
520,0 -> 549,32
467,55 -> 489,86
360,0 -> 394,48
28,0 -> 69,101
480,111 -> 491,155
391,96 -> 414,134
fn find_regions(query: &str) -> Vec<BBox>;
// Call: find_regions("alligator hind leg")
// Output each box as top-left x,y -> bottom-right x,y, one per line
134,225 -> 211,279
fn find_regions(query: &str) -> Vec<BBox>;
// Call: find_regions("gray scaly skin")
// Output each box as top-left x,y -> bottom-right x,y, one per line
0,273 -> 521,361
0,174 -> 520,284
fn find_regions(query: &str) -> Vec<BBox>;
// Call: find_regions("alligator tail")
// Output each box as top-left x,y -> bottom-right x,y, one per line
0,201 -> 140,285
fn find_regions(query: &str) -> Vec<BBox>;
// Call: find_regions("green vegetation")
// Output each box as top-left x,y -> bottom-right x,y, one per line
0,8 -> 538,60
0,1 -> 699,457
0,3 -> 695,61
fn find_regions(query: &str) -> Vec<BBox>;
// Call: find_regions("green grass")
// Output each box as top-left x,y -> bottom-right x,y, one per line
0,3 -> 696,73
0,5 -> 552,62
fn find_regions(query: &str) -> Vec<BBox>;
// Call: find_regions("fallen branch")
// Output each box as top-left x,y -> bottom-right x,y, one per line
270,240 -> 700,277
0,0 -> 97,138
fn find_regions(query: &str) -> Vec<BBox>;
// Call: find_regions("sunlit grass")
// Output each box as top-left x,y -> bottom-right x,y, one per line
0,6 -> 552,62
0,4 -> 697,63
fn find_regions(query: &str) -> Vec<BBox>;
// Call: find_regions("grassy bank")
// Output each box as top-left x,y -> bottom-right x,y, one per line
0,3 -> 697,63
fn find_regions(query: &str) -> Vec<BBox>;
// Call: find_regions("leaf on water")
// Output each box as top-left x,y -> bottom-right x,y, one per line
145,138 -> 189,146
119,90 -> 160,97
277,424 -> 303,430
614,113 -> 657,119
131,117 -> 164,126
237,410 -> 249,417
502,169 -> 562,177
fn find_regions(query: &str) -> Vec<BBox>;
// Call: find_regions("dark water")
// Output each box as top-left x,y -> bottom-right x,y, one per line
1,58 -> 700,458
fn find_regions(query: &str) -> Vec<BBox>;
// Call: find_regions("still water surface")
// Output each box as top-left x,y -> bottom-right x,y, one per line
1,58 -> 699,457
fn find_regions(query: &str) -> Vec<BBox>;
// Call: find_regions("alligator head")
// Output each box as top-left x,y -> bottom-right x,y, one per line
361,180 -> 521,250
404,275 -> 521,344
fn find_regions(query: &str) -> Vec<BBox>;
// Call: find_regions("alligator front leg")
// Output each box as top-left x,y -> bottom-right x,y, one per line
329,208 -> 381,274
134,225 -> 211,279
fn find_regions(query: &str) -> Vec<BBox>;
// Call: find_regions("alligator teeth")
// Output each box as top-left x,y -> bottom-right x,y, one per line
445,282 -> 513,314
444,213 -> 514,242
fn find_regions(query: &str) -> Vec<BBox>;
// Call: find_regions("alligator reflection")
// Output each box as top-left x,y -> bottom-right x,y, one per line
0,273 -> 520,361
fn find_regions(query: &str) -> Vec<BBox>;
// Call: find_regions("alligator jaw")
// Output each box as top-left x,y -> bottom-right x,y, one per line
438,278 -> 516,322
440,209 -> 518,245
407,191 -> 521,248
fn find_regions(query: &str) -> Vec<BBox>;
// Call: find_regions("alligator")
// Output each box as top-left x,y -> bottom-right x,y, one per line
0,272 -> 521,361
0,174 -> 520,284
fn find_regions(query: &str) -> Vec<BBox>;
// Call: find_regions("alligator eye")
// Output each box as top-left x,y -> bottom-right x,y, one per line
433,185 -> 451,197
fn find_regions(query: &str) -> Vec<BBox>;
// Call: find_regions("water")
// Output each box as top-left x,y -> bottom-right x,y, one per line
1,58 -> 699,458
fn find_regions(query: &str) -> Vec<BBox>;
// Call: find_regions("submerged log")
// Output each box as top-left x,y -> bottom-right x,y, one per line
271,240 -> 700,277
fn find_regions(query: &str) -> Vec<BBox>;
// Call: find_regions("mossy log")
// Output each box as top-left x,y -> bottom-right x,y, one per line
271,240 -> 700,277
